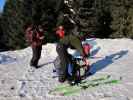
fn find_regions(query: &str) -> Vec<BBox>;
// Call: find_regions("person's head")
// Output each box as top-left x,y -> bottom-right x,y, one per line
24,22 -> 33,31
58,25 -> 64,30
38,25 -> 43,32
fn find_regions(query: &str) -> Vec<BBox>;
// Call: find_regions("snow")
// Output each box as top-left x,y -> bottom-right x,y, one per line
0,38 -> 133,100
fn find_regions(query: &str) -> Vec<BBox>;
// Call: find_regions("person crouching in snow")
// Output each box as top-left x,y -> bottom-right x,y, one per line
55,25 -> 90,83
25,24 -> 44,68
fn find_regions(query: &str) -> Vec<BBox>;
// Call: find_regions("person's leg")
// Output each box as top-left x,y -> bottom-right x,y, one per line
56,43 -> 68,82
34,46 -> 42,67
36,46 -> 42,65
38,46 -> 42,58
67,58 -> 82,84
30,47 -> 37,67
30,46 -> 42,68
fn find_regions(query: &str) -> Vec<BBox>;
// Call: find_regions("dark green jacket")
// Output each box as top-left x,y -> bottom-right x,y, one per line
60,34 -> 84,56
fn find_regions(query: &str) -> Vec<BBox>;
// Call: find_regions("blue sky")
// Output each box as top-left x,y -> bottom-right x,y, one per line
0,0 -> 6,12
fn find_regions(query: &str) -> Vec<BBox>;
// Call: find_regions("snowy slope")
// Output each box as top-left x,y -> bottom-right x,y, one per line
0,39 -> 133,100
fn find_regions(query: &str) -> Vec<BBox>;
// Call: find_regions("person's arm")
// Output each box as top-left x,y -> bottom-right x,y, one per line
69,34 -> 89,66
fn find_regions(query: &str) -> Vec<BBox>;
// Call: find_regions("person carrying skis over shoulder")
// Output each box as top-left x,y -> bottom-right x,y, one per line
25,24 -> 44,68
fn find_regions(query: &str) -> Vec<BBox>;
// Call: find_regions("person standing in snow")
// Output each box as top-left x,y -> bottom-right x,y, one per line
25,24 -> 44,68
55,25 -> 90,83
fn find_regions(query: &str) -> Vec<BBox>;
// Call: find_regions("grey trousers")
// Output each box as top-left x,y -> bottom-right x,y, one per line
56,43 -> 72,77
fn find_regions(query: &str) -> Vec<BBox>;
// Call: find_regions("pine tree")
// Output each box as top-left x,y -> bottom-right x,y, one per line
23,0 -> 63,43
1,0 -> 27,49
1,0 -> 133,51
0,14 -> 5,50
109,0 -> 133,38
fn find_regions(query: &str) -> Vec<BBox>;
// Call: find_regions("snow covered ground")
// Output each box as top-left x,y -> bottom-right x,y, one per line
0,38 -> 133,100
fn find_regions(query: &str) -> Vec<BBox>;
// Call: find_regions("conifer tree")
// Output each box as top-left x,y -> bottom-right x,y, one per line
1,0 -> 27,49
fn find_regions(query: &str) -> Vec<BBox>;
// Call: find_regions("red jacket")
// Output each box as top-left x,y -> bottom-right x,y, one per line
25,27 -> 44,48
32,31 -> 44,47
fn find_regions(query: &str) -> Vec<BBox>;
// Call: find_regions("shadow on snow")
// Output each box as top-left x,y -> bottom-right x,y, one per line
86,50 -> 128,76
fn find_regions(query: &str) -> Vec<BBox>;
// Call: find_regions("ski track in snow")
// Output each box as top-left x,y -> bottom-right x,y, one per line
0,38 -> 133,100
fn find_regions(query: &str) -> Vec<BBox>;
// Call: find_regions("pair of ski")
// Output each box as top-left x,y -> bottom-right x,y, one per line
48,74 -> 121,97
